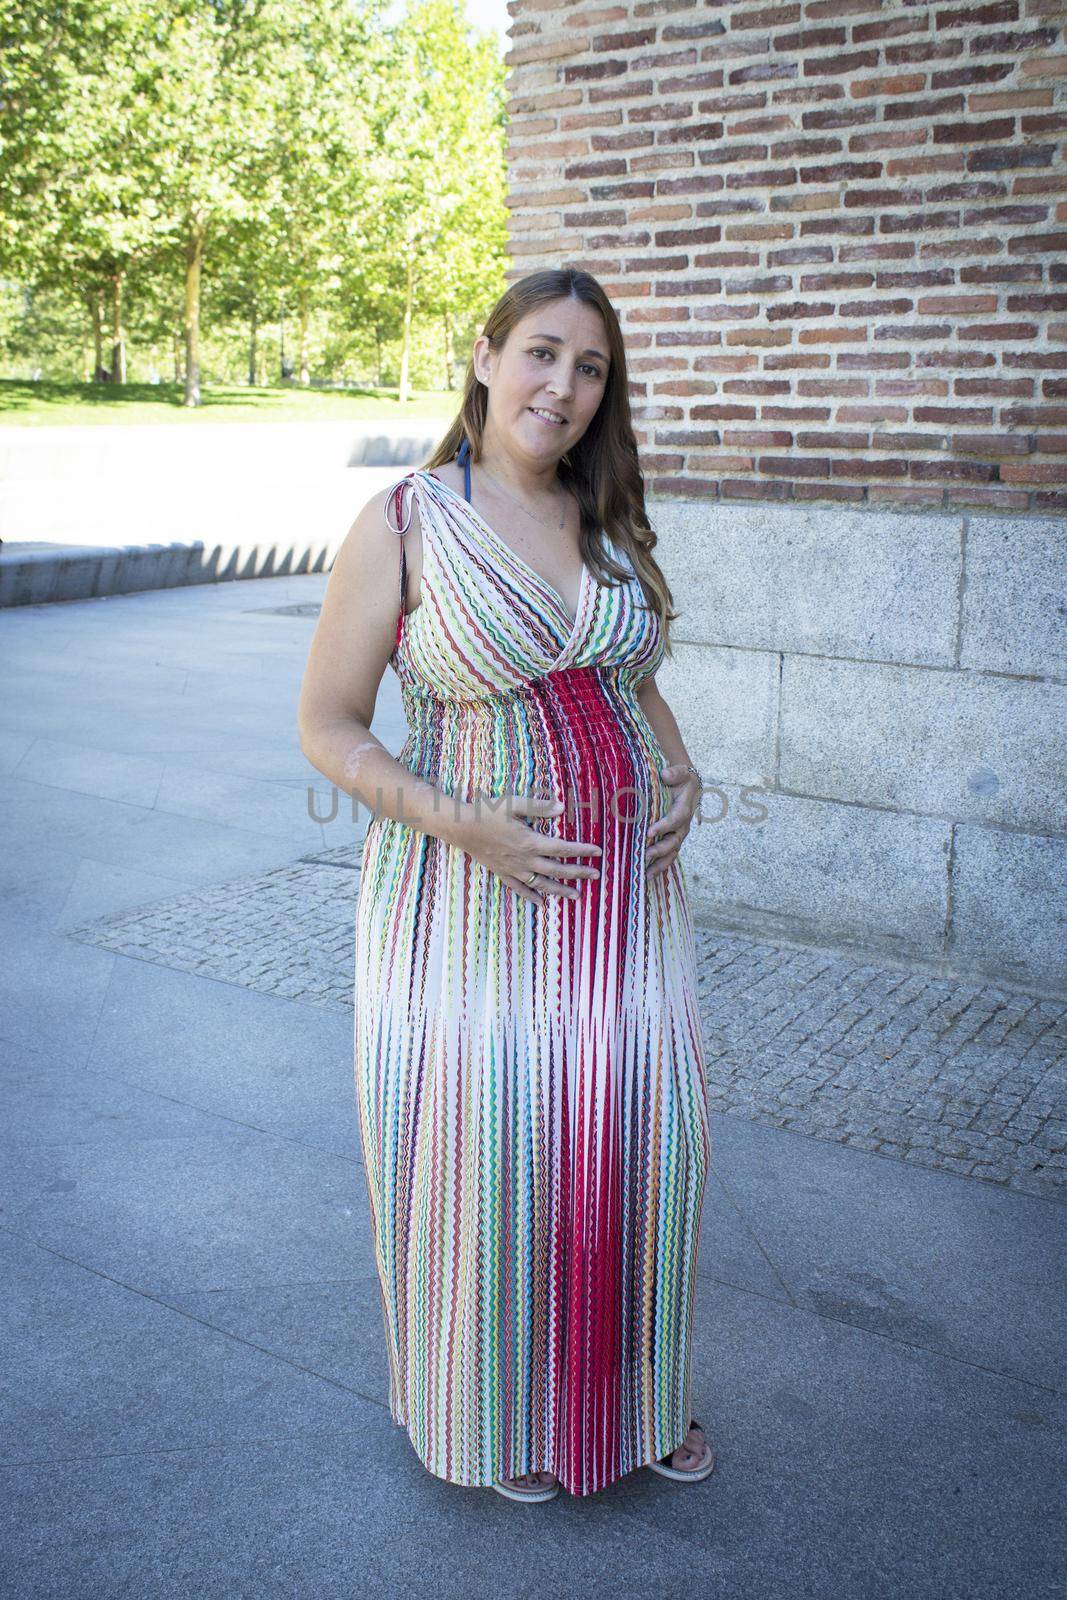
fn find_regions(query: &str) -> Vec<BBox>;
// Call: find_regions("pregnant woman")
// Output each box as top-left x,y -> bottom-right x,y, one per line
297,267 -> 714,1500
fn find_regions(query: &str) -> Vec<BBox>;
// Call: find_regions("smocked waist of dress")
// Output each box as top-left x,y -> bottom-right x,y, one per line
396,664 -> 668,806
399,664 -> 646,729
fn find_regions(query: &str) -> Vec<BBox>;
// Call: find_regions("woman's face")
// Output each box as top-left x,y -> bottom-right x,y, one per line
474,297 -> 610,466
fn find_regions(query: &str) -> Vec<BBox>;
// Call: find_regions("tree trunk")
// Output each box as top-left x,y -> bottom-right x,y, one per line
444,311 -> 455,391
248,302 -> 258,387
298,292 -> 310,386
172,331 -> 183,384
110,271 -> 126,384
398,255 -> 414,404
375,324 -> 382,388
183,230 -> 204,407
88,291 -> 105,381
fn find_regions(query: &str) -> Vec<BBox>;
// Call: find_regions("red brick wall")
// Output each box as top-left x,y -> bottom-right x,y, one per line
503,0 -> 1067,513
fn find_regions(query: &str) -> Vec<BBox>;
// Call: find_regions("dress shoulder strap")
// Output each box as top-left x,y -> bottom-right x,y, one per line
383,473 -> 417,651
457,436 -> 472,501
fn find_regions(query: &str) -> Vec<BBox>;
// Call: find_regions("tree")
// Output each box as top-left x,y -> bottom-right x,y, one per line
0,0 -> 162,381
345,0 -> 508,402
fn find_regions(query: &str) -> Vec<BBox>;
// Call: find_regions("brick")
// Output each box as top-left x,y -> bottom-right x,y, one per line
723,430 -> 793,447
932,64 -> 1014,90
887,41 -> 965,68
880,211 -> 961,233
803,106 -> 878,131
773,25 -> 844,52
721,478 -> 794,500
972,30 -> 1058,56
963,206 -> 1048,226
960,264 -> 1042,283
1018,54 -> 1067,79
564,58 -> 629,83
971,89 -> 1053,111
958,323 -> 1037,341
872,432 -> 947,450
853,15 -> 928,45
850,128 -> 929,153
953,377 -> 1030,396
1019,112 -> 1067,134
800,160 -> 883,184
592,27 -> 657,51
756,453 -> 829,477
1000,462 -> 1067,483
911,459 -> 996,482
803,50 -> 880,77
935,1 -> 1019,27
953,433 -> 1033,456
850,74 -> 926,98
968,145 -> 1056,170
915,405 -> 996,424
766,300 -> 835,321
1007,231 -> 1067,254
830,457 -> 909,477
657,120 -> 725,145
796,431 -> 868,448
916,294 -> 997,314
1007,294 -> 1067,313
933,118 -> 1015,143
504,3 -> 1067,508
884,95 -> 965,122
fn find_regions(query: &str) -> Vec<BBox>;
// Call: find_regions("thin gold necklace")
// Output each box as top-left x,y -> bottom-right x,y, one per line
477,460 -> 568,533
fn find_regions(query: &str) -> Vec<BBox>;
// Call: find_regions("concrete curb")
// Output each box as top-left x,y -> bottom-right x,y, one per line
0,426 -> 441,607
0,536 -> 344,606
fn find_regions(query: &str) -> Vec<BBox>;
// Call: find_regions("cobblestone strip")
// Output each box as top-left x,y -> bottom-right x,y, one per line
65,851 -> 1067,1203
67,842 -> 364,1010
693,928 -> 1067,1204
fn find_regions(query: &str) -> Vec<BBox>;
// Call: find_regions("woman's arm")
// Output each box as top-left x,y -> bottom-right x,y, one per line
635,673 -> 695,771
297,485 -> 471,847
635,674 -> 702,880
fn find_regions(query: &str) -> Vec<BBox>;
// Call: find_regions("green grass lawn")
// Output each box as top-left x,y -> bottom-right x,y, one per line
0,378 -> 458,426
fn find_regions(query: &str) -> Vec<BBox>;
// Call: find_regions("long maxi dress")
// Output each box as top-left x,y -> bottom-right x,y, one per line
353,450 -> 712,1497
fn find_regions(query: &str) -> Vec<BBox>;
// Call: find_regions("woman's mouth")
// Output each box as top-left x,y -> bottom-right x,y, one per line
529,406 -> 567,427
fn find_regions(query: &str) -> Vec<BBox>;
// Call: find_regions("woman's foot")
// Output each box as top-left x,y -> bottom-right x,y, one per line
498,1470 -> 558,1491
669,1420 -> 711,1472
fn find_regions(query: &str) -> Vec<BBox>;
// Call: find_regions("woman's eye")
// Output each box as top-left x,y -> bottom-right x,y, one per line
530,348 -> 602,379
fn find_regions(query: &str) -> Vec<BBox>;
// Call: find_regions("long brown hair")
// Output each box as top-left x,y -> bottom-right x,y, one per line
425,268 -> 679,649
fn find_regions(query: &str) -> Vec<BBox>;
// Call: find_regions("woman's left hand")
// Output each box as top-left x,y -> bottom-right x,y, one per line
645,764 -> 701,879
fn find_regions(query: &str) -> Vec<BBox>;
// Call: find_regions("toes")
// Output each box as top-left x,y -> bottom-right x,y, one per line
672,1428 -> 708,1470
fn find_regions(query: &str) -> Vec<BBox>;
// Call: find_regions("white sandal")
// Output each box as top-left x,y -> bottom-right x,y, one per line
648,1417 -> 716,1482
492,1470 -> 560,1502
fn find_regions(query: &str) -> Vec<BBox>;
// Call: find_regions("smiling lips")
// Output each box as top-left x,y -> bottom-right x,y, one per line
529,406 -> 567,426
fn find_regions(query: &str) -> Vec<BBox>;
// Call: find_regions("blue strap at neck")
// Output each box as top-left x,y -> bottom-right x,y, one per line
456,437 -> 472,503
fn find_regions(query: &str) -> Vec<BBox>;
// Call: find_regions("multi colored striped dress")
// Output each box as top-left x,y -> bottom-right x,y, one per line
353,460 -> 711,1498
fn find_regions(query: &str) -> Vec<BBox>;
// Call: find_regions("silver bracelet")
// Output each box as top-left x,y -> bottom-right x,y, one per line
680,764 -> 702,784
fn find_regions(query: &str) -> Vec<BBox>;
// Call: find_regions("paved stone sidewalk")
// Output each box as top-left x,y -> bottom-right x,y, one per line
67,840 -> 1067,1203
6,569 -> 1064,1600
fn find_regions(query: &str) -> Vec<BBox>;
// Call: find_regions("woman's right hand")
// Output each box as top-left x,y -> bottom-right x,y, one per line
453,791 -> 602,905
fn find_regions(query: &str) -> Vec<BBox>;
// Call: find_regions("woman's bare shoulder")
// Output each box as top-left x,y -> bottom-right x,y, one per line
341,472 -> 425,553
423,458 -> 463,498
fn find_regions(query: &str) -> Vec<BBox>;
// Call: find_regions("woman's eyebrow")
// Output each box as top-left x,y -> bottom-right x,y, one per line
529,332 -> 608,363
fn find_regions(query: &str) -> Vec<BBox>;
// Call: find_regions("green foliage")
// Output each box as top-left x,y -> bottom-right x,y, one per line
0,0 -> 508,403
